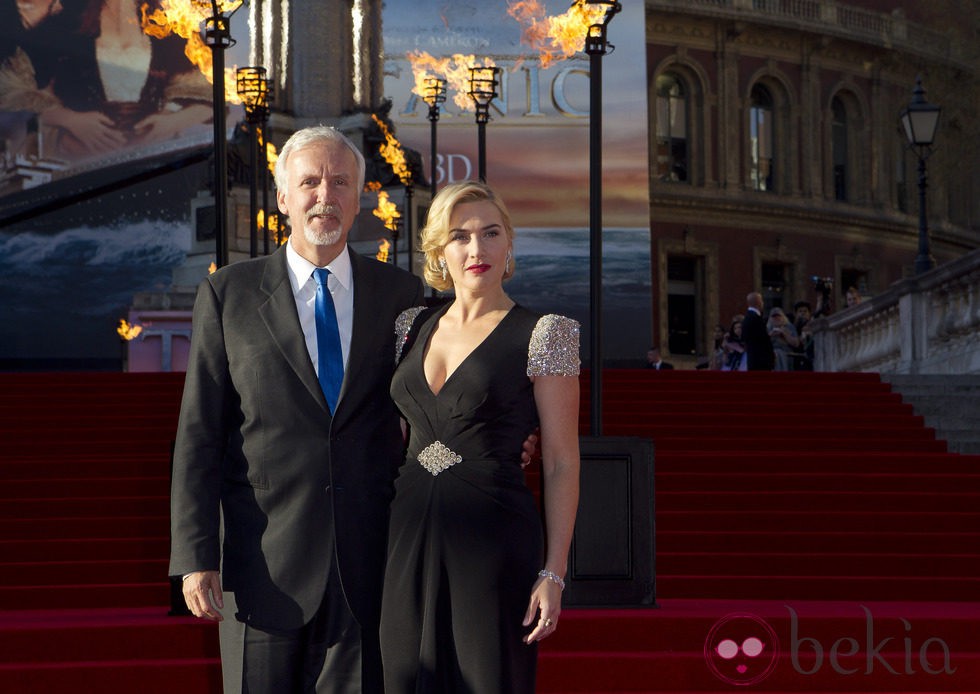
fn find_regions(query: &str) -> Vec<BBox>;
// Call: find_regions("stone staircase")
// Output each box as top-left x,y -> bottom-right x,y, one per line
883,374 -> 980,454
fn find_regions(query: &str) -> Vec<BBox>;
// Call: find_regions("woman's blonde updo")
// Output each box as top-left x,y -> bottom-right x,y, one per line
418,180 -> 516,292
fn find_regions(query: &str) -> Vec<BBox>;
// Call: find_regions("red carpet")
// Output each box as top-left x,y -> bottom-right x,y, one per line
1,369 -> 979,692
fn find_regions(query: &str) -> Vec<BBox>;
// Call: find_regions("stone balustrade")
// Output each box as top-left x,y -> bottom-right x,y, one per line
812,249 -> 980,374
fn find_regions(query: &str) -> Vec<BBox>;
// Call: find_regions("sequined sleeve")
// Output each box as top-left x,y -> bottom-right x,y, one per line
527,314 -> 581,377
394,306 -> 427,364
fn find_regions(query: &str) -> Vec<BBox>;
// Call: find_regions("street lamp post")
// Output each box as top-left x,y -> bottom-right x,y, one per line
584,0 -> 621,437
257,75 -> 273,256
468,66 -> 501,183
261,125 -> 271,255
194,0 -> 239,269
236,66 -> 271,259
899,77 -> 942,275
402,182 -> 414,271
422,77 -> 447,197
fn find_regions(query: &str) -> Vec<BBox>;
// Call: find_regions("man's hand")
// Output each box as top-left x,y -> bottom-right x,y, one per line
182,570 -> 224,621
520,430 -> 540,469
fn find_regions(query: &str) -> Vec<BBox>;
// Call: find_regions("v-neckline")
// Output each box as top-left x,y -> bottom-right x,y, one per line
421,303 -> 517,397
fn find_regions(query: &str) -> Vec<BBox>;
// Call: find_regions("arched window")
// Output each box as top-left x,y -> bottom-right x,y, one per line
832,97 -> 848,201
750,85 -> 774,191
655,73 -> 688,182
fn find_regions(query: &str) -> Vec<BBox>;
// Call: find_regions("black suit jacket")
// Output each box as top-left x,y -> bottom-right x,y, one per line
169,244 -> 424,632
742,309 -> 775,371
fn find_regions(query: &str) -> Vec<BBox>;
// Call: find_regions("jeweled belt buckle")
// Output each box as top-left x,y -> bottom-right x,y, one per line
418,441 -> 462,476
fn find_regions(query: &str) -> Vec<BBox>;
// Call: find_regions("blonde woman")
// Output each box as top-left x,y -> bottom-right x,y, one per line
379,181 -> 580,693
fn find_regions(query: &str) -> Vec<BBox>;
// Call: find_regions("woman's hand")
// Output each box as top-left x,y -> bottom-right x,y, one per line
133,104 -> 212,144
43,106 -> 127,152
522,574 -> 562,644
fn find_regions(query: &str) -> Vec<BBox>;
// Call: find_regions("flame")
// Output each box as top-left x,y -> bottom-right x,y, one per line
258,127 -> 278,175
365,180 -> 382,192
376,238 -> 391,263
267,213 -> 286,246
140,0 -> 244,104
257,209 -> 265,231
208,261 -> 217,274
507,0 -> 608,68
117,319 -> 143,341
266,141 -> 278,174
373,189 -> 401,232
371,114 -> 412,185
406,51 -> 497,111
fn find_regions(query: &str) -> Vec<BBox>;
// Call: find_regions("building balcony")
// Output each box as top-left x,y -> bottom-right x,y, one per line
647,0 -> 971,69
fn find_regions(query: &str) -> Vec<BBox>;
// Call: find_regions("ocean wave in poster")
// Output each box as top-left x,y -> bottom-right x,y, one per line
0,220 -> 191,320
507,228 -> 650,312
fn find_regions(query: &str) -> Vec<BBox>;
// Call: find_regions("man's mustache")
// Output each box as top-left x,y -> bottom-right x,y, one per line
307,204 -> 340,221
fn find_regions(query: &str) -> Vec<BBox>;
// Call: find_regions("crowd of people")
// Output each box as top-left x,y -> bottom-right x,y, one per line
697,284 -> 863,372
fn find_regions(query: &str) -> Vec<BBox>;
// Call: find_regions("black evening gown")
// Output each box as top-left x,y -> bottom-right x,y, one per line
379,303 -> 578,694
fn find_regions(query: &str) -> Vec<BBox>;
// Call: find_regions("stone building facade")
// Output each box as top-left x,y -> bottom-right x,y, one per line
644,0 -> 978,363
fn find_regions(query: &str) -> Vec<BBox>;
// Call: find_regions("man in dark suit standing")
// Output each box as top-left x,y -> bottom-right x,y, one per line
646,346 -> 674,370
169,126 -> 424,693
742,291 -> 775,371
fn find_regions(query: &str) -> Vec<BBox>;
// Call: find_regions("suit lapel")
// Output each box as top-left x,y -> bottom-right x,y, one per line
341,251 -> 376,386
341,252 -> 382,415
257,246 -> 329,412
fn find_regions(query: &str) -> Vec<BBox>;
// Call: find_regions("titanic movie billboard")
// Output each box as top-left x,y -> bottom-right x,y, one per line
0,0 -> 237,368
381,0 -> 651,364
0,0 -> 214,175
0,1 -> 650,368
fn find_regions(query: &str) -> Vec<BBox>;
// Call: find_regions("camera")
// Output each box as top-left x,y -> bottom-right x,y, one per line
811,276 -> 834,295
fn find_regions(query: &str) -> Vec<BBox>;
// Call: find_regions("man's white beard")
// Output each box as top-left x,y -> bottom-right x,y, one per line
303,203 -> 343,246
304,226 -> 342,247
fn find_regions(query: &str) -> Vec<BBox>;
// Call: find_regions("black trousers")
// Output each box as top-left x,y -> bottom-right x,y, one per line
232,569 -> 382,694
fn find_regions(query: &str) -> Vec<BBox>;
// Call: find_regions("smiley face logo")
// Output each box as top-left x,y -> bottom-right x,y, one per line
704,613 -> 779,686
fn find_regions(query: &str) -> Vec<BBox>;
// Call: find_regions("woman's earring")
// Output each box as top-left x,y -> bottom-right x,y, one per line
439,257 -> 447,281
505,249 -> 512,274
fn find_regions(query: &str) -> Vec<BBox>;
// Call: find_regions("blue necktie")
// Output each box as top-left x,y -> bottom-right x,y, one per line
313,268 -> 344,414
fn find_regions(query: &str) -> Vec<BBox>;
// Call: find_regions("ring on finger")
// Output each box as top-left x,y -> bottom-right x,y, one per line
543,618 -> 553,627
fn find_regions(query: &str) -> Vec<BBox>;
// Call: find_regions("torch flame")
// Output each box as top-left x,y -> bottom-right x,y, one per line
140,0 -> 244,104
507,0 -> 608,68
376,238 -> 391,263
208,261 -> 217,274
371,114 -> 412,186
373,189 -> 401,232
258,127 -> 278,175
266,141 -> 278,175
267,214 -> 287,246
117,319 -> 143,341
407,51 -> 497,111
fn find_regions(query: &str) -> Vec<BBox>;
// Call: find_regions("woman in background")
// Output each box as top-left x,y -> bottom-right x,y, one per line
0,0 -> 211,160
722,316 -> 746,371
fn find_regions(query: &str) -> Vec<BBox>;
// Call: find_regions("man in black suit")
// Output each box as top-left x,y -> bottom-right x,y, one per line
742,291 -> 775,371
169,126 -> 424,693
646,346 -> 674,370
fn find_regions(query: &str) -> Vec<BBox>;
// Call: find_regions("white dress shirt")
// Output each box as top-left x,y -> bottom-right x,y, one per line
285,239 -> 354,377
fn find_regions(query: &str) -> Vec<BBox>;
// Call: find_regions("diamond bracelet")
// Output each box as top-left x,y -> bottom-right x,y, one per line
538,569 -> 565,591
